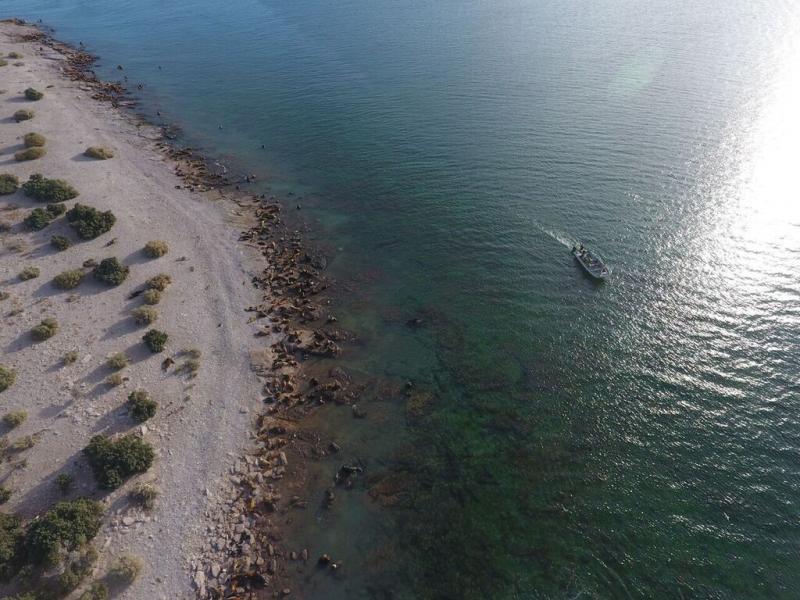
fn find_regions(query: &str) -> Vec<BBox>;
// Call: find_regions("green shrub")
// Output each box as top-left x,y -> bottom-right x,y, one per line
92,257 -> 128,286
79,581 -> 109,600
63,350 -> 79,365
132,306 -> 158,325
0,291 -> 9,301
0,512 -> 23,580
0,174 -> 18,195
0,365 -> 16,392
53,269 -> 85,290
83,434 -> 154,489
2,411 -> 26,428
143,240 -> 169,258
24,207 -> 53,230
66,204 -> 115,239
107,553 -> 143,585
0,486 -> 10,504
24,498 -> 104,566
7,52 -> 22,59
51,234 -> 72,251
129,482 -> 158,510
31,317 -> 59,340
84,146 -> 114,160
18,265 -> 40,280
22,174 -> 79,202
128,390 -> 157,422
23,132 -> 46,148
56,473 -> 74,494
146,273 -> 171,291
0,59 -> 7,67
23,88 -> 43,101
13,109 -> 33,122
107,352 -> 129,370
142,329 -> 168,353
142,288 -> 161,305
58,546 -> 97,593
14,147 -> 46,162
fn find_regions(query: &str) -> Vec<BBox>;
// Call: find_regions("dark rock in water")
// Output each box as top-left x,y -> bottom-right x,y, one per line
406,317 -> 424,328
329,441 -> 340,453
324,488 -> 335,506
318,554 -> 331,566
352,405 -> 367,419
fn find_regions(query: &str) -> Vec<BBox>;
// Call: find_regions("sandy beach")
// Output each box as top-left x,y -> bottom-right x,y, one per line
0,20 -> 278,598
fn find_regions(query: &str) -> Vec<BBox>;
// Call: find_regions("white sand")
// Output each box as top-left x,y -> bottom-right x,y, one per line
0,22 -> 267,598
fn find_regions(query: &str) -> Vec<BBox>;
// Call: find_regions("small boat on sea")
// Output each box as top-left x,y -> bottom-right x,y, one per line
571,243 -> 610,280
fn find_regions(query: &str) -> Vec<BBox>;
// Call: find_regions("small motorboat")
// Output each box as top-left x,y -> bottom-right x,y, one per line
571,244 -> 610,280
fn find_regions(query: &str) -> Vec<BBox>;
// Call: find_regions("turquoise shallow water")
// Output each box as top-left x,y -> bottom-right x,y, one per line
4,1 -> 800,598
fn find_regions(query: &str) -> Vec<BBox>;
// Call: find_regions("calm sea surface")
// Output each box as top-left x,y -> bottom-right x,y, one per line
4,1 -> 799,597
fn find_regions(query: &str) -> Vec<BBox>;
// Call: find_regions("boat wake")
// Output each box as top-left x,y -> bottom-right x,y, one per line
531,220 -> 574,248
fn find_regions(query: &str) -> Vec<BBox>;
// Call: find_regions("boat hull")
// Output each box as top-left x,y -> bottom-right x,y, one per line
572,249 -> 610,280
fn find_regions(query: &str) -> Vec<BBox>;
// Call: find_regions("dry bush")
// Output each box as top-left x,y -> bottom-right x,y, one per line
146,273 -> 172,291
18,265 -> 40,280
0,365 -> 16,392
14,147 -> 46,161
0,173 -> 18,194
107,352 -> 129,370
23,132 -> 46,147
13,109 -> 34,121
2,411 -> 27,428
143,240 -> 169,258
142,288 -> 161,305
132,306 -> 158,325
24,87 -> 43,100
53,269 -> 85,290
31,317 -> 59,340
84,146 -> 114,160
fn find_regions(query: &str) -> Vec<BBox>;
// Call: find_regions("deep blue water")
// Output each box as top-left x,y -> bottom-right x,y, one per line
4,1 -> 800,598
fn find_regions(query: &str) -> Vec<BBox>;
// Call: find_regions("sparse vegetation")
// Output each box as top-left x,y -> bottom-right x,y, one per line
22,174 -> 79,202
24,498 -> 104,566
83,434 -> 155,489
142,288 -> 161,305
22,132 -> 46,148
2,411 -> 27,429
132,306 -> 158,325
128,390 -> 157,422
53,269 -> 85,290
0,59 -> 7,67
0,291 -> 9,301
183,348 -> 202,359
107,553 -> 142,585
23,88 -> 43,101
13,109 -> 33,122
0,487 -> 10,505
14,147 -> 46,162
79,582 -> 109,600
106,373 -> 124,387
92,257 -> 128,286
66,204 -> 116,239
177,359 -> 201,377
84,146 -> 114,160
7,52 -> 22,60
143,240 -> 169,258
9,436 -> 35,451
0,365 -> 16,392
58,546 -> 96,593
107,352 -> 129,370
129,482 -> 158,510
0,174 -> 18,195
142,329 -> 168,353
56,473 -> 74,494
63,350 -> 79,365
31,318 -> 59,341
146,273 -> 171,291
51,234 -> 72,251
18,266 -> 40,280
